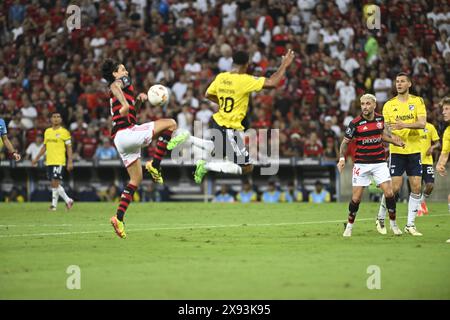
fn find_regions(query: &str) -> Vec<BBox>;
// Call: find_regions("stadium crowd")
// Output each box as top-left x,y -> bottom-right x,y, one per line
0,0 -> 449,163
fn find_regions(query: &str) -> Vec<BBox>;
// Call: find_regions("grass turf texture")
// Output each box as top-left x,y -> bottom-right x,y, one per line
0,202 -> 449,299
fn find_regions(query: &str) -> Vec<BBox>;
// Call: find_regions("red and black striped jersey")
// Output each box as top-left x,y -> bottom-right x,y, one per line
109,76 -> 137,138
344,113 -> 386,163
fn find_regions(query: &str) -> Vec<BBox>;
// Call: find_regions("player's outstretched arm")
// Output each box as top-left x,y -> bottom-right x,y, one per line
337,138 -> 349,173
1,135 -> 20,161
110,80 -> 130,116
263,49 -> 295,89
31,145 -> 46,166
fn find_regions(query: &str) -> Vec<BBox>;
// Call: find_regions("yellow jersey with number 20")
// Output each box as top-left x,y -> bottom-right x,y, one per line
382,94 -> 427,155
207,72 -> 265,130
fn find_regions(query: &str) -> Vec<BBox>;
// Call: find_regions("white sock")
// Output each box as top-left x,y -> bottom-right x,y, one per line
189,136 -> 215,153
204,161 -> 242,175
346,222 -> 353,229
57,185 -> 71,203
407,193 -> 422,226
389,218 -> 397,228
52,188 -> 58,207
378,194 -> 387,220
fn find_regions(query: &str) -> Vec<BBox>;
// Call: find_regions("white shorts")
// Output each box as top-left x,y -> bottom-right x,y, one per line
114,122 -> 155,167
352,162 -> 391,187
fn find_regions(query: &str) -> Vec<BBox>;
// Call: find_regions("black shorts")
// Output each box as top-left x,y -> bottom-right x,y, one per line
421,164 -> 435,184
210,118 -> 250,165
47,165 -> 64,181
389,153 -> 422,177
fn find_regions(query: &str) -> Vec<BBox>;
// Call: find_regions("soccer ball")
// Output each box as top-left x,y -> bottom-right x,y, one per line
147,84 -> 169,107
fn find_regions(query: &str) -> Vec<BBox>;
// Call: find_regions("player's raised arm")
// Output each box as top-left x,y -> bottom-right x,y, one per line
263,49 -> 295,89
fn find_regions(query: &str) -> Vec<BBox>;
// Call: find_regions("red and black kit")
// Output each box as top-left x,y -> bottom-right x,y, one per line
110,76 -> 136,138
344,113 -> 386,163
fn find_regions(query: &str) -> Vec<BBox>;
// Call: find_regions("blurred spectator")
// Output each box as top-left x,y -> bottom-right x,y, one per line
262,181 -> 281,203
79,127 -> 98,160
196,101 -> 214,134
308,180 -> 331,203
303,132 -> 323,158
98,184 -> 120,202
5,187 -> 25,202
236,180 -> 257,203
140,182 -> 162,202
25,134 -> 44,161
280,181 -> 303,202
213,185 -> 235,203
94,139 -> 118,160
337,75 -> 356,113
373,71 -> 392,106
177,104 -> 194,134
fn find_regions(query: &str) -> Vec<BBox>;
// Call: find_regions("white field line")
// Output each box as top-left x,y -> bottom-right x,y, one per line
0,214 -> 448,238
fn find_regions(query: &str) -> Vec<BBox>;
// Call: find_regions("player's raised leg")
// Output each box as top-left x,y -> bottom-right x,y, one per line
145,118 -> 179,184
111,159 -> 142,239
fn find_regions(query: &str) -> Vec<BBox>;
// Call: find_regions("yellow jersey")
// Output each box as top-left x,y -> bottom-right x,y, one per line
443,126 -> 450,153
419,122 -> 440,165
44,126 -> 71,166
382,94 -> 427,154
207,72 -> 265,130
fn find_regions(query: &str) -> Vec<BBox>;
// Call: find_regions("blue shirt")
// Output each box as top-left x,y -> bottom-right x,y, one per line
262,191 -> 281,203
281,190 -> 303,202
214,193 -> 235,203
0,118 -> 7,136
237,191 -> 257,203
95,146 -> 118,160
309,190 -> 331,203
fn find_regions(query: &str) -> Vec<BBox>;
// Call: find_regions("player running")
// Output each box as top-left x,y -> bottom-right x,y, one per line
32,112 -> 74,211
101,59 -> 187,239
376,73 -> 427,236
168,49 -> 295,183
337,94 -> 405,237
0,117 -> 21,162
417,120 -> 440,216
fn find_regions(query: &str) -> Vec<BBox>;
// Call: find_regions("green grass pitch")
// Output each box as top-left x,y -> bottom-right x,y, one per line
0,202 -> 449,299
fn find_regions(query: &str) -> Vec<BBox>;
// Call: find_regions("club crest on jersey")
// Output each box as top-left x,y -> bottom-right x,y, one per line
56,134 -> 60,138
409,104 -> 414,110
376,122 -> 382,129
